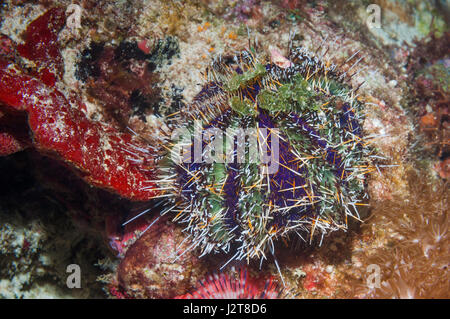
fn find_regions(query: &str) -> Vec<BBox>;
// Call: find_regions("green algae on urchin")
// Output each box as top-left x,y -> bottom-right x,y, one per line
155,46 -> 376,268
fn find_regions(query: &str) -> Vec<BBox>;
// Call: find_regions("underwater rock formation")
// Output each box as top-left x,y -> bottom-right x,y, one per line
0,0 -> 448,299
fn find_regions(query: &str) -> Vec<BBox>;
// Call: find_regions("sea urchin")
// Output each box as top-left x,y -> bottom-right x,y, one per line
153,45 -> 374,269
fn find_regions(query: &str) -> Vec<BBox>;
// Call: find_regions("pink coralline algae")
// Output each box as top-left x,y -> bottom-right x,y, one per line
0,8 -> 158,201
176,269 -> 284,299
106,209 -> 156,258
0,131 -> 26,156
116,216 -> 206,299
0,109 -> 30,156
224,0 -> 262,23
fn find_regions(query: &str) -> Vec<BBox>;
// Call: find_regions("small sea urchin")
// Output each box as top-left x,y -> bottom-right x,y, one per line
147,45 -> 375,270
175,268 -> 284,299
